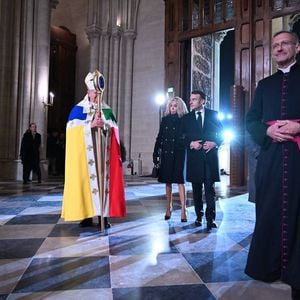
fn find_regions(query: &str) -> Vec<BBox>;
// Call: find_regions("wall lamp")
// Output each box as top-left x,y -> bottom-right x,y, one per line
43,92 -> 54,111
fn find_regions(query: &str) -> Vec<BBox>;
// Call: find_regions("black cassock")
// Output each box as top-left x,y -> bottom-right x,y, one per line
246,63 -> 300,289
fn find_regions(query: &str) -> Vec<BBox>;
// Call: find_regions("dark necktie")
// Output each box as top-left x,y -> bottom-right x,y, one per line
197,111 -> 202,129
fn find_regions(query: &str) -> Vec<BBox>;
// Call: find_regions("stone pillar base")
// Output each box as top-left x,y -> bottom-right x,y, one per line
0,159 -> 48,181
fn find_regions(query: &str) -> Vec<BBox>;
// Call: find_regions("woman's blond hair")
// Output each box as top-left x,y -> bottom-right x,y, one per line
164,96 -> 188,118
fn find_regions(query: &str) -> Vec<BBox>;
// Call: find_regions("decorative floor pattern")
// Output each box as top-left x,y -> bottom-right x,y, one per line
0,176 -> 292,299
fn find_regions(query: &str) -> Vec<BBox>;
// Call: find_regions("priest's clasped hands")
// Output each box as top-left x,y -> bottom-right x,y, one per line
267,120 -> 300,142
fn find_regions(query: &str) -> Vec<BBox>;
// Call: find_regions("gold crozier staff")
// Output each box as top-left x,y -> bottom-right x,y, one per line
93,70 -> 106,231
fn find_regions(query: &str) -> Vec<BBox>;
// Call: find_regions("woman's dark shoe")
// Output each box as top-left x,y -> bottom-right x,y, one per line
164,207 -> 172,220
79,218 -> 93,227
181,209 -> 187,222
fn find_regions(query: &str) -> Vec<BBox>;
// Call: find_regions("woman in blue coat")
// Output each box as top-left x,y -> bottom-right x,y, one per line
153,97 -> 188,222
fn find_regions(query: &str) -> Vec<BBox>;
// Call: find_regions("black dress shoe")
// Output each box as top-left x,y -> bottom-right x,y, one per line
181,218 -> 187,222
207,221 -> 217,229
164,214 -> 171,220
79,218 -> 93,227
195,218 -> 202,227
98,217 -> 112,229
104,217 -> 111,229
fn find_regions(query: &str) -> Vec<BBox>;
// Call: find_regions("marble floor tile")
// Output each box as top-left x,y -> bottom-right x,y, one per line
37,196 -> 62,202
124,205 -> 148,213
35,236 -> 110,257
110,212 -> 159,223
217,220 -> 255,233
48,224 -> 104,238
206,280 -> 291,300
7,288 -> 113,300
140,199 -> 169,206
0,208 -> 25,215
109,234 -> 178,255
112,284 -> 216,300
170,232 -> 244,253
19,207 -> 61,215
107,219 -> 177,236
183,250 -> 251,283
109,220 -> 169,235
0,259 -> 31,294
6,214 -> 61,225
110,254 -> 202,288
0,239 -> 45,259
13,257 -> 111,293
0,225 -> 55,239
223,232 -> 253,249
0,201 -> 35,208
0,215 -> 15,225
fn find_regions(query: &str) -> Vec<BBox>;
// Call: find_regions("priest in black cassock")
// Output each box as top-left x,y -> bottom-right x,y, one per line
245,30 -> 300,300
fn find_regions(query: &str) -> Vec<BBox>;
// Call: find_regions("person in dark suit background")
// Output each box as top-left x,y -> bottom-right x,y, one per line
181,90 -> 223,229
153,96 -> 189,222
20,122 -> 42,184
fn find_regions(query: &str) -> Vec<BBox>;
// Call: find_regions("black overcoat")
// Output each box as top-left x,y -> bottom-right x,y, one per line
245,64 -> 300,289
181,108 -> 223,183
153,114 -> 185,183
20,131 -> 41,164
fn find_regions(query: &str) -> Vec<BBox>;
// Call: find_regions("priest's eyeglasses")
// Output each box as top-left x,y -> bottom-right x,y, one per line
272,40 -> 296,50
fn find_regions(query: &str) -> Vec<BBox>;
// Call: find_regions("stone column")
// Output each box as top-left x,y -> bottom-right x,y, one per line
86,24 -> 101,71
0,1 -> 23,180
98,34 -> 106,72
97,0 -> 109,75
34,0 -> 52,163
0,0 -> 52,180
86,0 -> 101,70
101,30 -> 111,105
122,30 -> 136,159
109,26 -> 121,114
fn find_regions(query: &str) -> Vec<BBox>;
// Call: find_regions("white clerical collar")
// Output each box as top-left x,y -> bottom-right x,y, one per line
278,61 -> 296,73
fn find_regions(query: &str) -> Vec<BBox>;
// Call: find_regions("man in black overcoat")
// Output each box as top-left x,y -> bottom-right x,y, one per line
181,90 -> 223,229
20,122 -> 42,184
245,31 -> 300,299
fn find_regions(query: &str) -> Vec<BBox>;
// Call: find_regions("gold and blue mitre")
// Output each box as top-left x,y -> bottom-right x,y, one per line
85,70 -> 105,92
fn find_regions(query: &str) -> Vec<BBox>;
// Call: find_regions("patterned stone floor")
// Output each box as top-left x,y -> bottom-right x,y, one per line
0,176 -> 292,299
